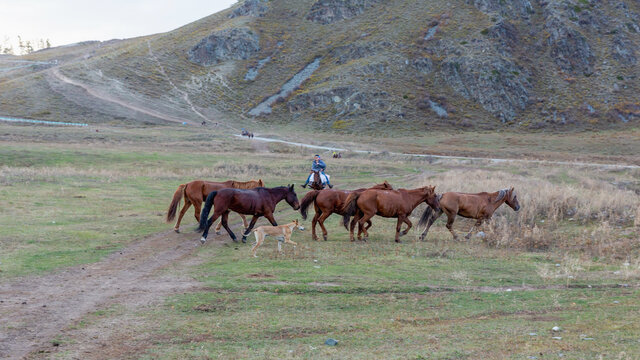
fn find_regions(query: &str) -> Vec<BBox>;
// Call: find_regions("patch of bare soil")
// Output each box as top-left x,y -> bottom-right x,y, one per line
0,227 -> 232,359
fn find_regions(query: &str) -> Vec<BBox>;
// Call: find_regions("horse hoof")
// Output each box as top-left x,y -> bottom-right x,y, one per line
242,236 -> 247,243
215,230 -> 221,235
174,229 -> 180,234
395,239 -> 402,243
231,237 -> 238,243
323,235 -> 328,241
200,237 -> 206,244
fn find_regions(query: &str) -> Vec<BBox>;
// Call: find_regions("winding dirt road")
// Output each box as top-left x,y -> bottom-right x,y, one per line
0,228 -> 214,359
50,68 -> 198,125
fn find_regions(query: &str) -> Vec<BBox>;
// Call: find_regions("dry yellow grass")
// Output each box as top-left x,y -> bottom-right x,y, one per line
419,166 -> 640,259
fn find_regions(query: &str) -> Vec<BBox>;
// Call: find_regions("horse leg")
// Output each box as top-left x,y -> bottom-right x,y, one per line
445,212 -> 459,241
220,211 -> 238,243
400,216 -> 412,237
317,211 -> 331,241
264,212 -> 278,226
465,219 -> 483,240
201,211 -> 222,244
358,212 -> 374,242
242,215 -> 261,243
174,199 -> 192,233
240,214 -> 249,232
364,220 -> 373,231
215,218 -> 223,235
419,209 -> 442,241
311,211 -> 320,241
349,213 -> 359,242
394,217 -> 404,243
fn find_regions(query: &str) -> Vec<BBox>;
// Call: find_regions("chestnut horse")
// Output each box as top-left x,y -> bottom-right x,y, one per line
299,181 -> 393,241
342,186 -> 440,243
418,187 -> 520,241
198,185 -> 300,244
166,179 -> 265,233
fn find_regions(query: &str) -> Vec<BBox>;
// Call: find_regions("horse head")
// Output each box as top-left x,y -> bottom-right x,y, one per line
505,187 -> 520,211
286,184 -> 300,210
423,185 -> 440,211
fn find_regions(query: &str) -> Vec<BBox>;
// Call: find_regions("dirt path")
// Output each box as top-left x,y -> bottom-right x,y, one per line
237,135 -> 640,170
50,68 -> 198,125
0,227 -> 223,359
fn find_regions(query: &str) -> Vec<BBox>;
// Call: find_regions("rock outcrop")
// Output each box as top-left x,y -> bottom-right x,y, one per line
287,86 -> 390,116
229,0 -> 269,18
544,17 -> 595,74
612,33 -> 637,65
307,0 -> 383,24
467,0 -> 534,19
440,46 -> 530,122
188,28 -> 260,66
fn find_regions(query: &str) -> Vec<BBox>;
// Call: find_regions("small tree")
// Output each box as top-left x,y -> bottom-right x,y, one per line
17,36 -> 24,55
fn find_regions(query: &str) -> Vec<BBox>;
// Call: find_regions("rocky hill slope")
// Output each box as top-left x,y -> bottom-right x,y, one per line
1,0 -> 639,131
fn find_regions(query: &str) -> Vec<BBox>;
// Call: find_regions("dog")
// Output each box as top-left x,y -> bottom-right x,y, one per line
251,220 -> 304,257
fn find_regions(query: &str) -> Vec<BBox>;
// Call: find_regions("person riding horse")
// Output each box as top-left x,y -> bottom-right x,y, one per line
302,154 -> 333,188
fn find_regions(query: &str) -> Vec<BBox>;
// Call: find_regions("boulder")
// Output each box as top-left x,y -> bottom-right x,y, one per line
229,0 -> 269,18
307,0 -> 383,24
188,28 -> 260,66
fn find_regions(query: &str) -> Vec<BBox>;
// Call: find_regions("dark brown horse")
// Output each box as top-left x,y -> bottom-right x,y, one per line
299,181 -> 393,241
342,186 -> 440,243
418,187 -> 520,241
198,185 -> 300,244
308,170 -> 325,191
166,179 -> 265,233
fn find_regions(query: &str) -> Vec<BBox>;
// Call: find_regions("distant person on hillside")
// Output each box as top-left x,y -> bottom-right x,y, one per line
302,154 -> 333,188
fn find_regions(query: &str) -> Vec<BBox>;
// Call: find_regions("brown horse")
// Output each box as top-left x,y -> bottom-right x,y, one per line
308,170 -> 325,191
342,186 -> 440,243
418,187 -> 520,241
166,179 -> 265,233
198,185 -> 300,244
299,181 -> 393,241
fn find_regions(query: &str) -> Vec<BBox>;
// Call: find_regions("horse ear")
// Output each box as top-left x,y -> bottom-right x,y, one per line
289,184 -> 294,191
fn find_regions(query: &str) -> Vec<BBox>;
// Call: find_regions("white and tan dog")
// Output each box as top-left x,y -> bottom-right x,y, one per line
251,220 -> 304,257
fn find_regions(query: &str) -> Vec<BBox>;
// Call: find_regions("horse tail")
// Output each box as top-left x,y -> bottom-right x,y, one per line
166,184 -> 186,222
197,191 -> 217,231
341,192 -> 360,229
418,205 -> 434,227
299,190 -> 320,220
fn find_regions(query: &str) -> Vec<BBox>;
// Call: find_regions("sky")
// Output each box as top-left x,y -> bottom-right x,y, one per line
0,0 -> 236,52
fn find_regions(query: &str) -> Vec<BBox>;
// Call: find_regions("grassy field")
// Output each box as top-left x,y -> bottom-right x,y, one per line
1,123 -> 639,359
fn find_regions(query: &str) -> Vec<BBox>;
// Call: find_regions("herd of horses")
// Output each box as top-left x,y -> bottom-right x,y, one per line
166,178 -> 521,248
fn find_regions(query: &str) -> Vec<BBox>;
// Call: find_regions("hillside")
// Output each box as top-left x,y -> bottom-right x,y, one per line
1,0 -> 639,131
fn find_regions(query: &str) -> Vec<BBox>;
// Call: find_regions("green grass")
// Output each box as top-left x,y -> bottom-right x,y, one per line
2,124 -> 639,359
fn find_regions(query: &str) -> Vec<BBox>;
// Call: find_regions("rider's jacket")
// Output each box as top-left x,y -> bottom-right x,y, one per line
311,159 -> 326,172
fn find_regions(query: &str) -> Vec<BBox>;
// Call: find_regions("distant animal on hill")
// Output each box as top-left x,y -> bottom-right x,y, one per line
418,187 -> 520,241
250,219 -> 304,257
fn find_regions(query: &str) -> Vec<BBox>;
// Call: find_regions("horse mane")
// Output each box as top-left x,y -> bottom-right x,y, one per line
234,179 -> 263,189
494,188 -> 510,203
